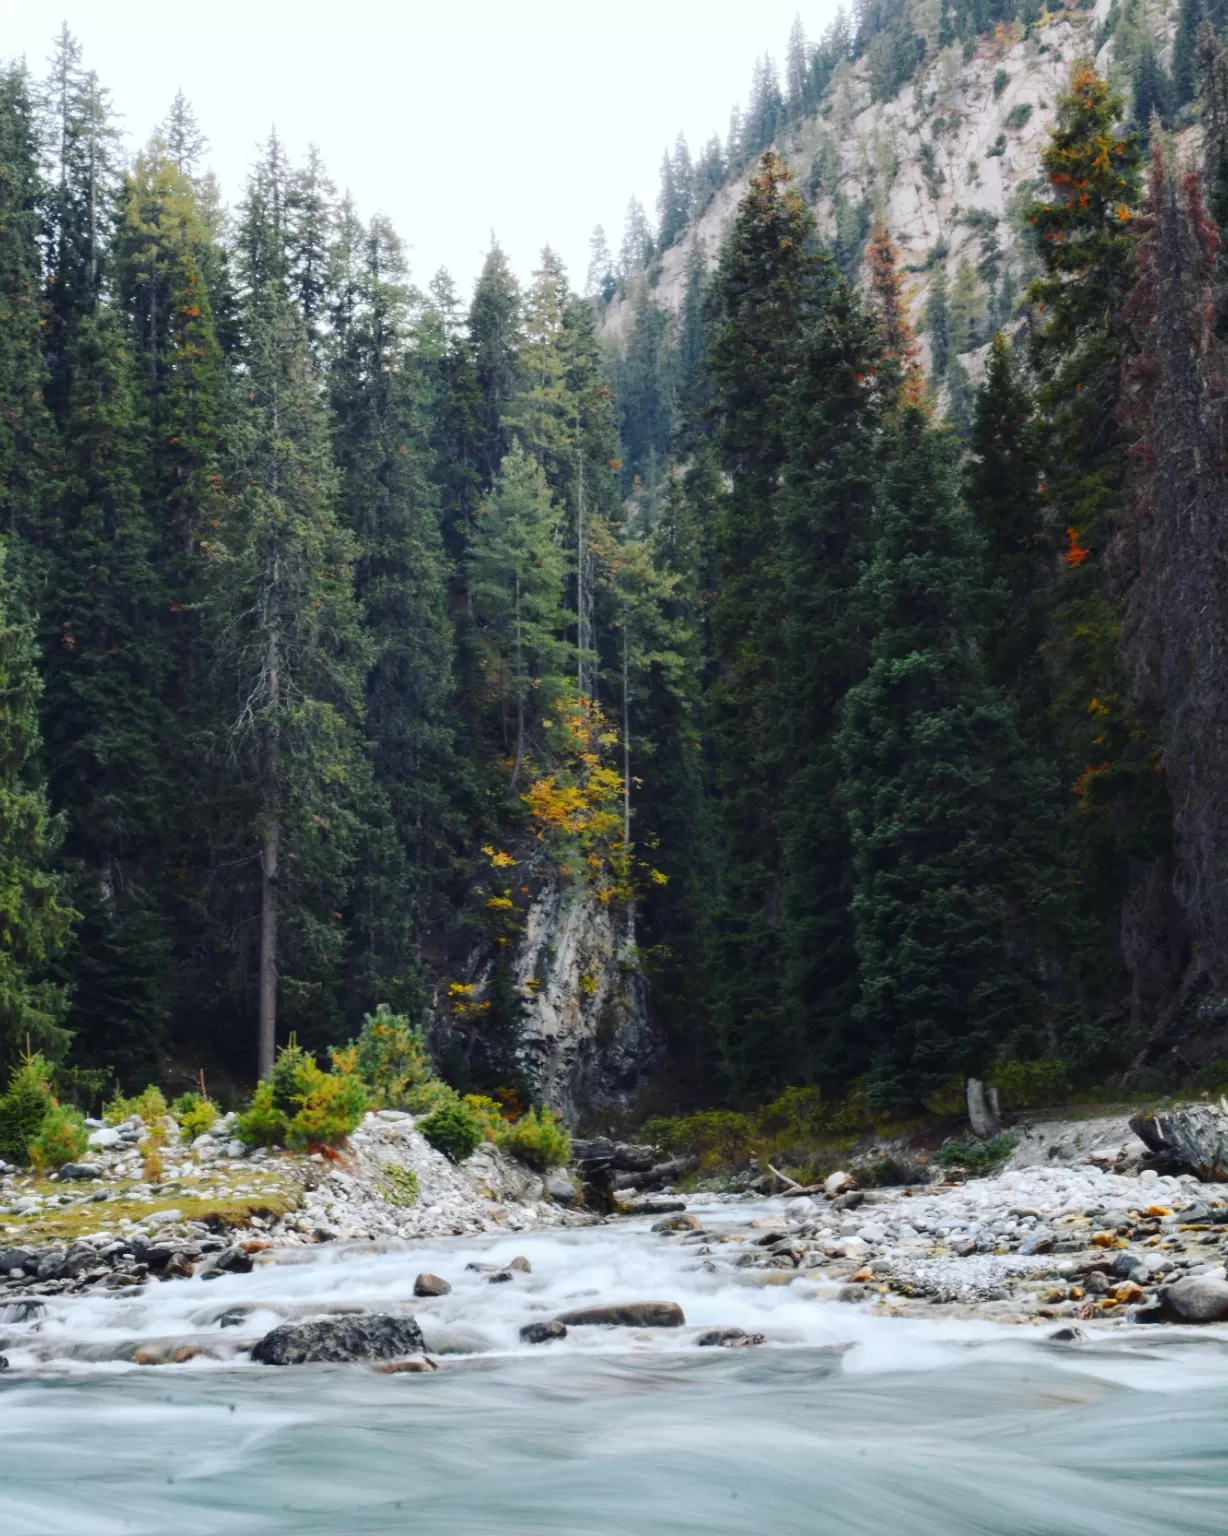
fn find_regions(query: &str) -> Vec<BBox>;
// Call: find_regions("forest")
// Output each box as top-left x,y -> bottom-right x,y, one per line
2,10 -> 1228,1128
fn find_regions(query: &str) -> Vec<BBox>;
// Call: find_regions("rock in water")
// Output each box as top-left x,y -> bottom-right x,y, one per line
696,1328 -> 765,1348
1162,1276 -> 1228,1324
652,1213 -> 702,1234
374,1357 -> 437,1374
554,1302 -> 685,1328
251,1314 -> 426,1365
825,1171 -> 856,1198
413,1273 -> 451,1297
508,1256 -> 531,1273
520,1320 -> 567,1344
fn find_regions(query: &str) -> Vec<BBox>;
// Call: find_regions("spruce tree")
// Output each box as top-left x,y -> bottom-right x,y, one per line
0,539 -> 74,1067
468,240 -> 522,483
209,149 -> 368,1075
0,64 -> 55,544
776,274 -> 887,1080
329,212 -> 461,1014
837,410 -> 1060,1107
706,151 -> 819,1091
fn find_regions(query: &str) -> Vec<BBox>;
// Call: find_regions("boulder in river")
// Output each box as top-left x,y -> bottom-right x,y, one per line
615,1197 -> 686,1216
652,1213 -> 701,1234
1162,1275 -> 1228,1324
198,1246 -> 254,1280
508,1256 -> 531,1273
520,1320 -> 567,1344
554,1302 -> 685,1328
696,1328 -> 765,1348
374,1357 -> 437,1374
251,1313 -> 427,1365
413,1272 -> 451,1297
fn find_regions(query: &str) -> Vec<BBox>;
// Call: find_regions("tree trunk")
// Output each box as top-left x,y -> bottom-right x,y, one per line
258,816 -> 279,1079
966,1077 -> 1001,1139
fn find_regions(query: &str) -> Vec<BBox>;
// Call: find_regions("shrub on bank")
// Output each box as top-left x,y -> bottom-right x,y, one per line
496,1105 -> 570,1170
28,1101 -> 88,1173
104,1085 -> 168,1126
236,1040 -> 367,1149
420,1099 -> 484,1163
171,1091 -> 217,1140
0,1054 -> 55,1165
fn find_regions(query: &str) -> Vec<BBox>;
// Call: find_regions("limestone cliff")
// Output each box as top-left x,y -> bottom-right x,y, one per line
602,0 -> 1174,383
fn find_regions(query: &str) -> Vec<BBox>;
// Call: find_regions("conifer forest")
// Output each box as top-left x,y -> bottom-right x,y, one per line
3,5 -> 1228,1131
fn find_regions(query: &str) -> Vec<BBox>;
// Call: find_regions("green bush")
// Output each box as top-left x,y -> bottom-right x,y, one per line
1004,102 -> 1033,131
287,1071 -> 367,1149
993,68 -> 1009,99
990,1058 -> 1073,1110
235,1079 -> 287,1148
497,1106 -> 570,1170
642,1109 -> 756,1168
29,1102 -> 88,1173
338,1004 -> 434,1109
0,1054 -> 54,1165
985,133 -> 1007,158
1193,1059 -> 1228,1094
421,1099 -> 484,1163
172,1092 -> 217,1140
104,1085 -> 168,1126
236,1043 -> 367,1150
931,1132 -> 1016,1176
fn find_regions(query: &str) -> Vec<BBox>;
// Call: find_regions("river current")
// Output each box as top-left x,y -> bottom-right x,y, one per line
1,1196 -> 1225,1535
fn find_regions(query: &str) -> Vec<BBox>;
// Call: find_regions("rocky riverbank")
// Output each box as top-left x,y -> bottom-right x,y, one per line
1,1102 -> 1226,1344
0,1107 -> 591,1305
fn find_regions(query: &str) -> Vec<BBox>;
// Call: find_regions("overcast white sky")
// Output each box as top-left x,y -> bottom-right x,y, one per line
1,0 -> 839,296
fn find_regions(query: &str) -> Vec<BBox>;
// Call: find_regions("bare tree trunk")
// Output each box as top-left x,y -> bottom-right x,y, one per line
258,816 -> 279,1079
621,606 -> 631,846
966,1077 -> 1001,1139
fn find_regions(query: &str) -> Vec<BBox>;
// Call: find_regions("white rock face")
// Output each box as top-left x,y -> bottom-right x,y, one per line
87,1127 -> 121,1149
512,876 -> 659,1125
601,1 -> 1179,390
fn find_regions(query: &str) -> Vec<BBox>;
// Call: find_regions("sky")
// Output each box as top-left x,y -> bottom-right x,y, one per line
0,0 -> 840,297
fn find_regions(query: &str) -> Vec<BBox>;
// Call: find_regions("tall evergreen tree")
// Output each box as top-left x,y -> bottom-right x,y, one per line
706,151 -> 820,1090
837,410 -> 1060,1107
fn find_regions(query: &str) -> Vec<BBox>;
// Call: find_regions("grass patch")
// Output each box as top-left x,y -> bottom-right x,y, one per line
1,1181 -> 297,1246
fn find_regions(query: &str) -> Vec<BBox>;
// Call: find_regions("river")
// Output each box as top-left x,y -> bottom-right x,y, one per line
1,1196 -> 1225,1535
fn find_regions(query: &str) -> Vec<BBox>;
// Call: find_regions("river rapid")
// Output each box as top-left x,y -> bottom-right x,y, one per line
1,1196 -> 1226,1536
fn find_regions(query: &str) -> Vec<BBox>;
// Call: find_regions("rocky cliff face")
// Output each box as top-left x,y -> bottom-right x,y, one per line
603,0 -> 1174,381
513,880 -> 657,1128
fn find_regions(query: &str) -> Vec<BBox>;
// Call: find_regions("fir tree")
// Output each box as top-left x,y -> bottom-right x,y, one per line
837,410 -> 1060,1107
706,151 -> 820,1090
0,540 -> 74,1066
468,239 -> 522,483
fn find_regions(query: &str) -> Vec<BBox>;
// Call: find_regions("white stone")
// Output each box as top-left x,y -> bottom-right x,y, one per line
87,1127 -> 121,1149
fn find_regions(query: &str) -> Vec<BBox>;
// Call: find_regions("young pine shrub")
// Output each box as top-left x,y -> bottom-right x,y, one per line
235,1080 -> 287,1148
0,1053 -> 54,1165
104,1085 -> 169,1126
496,1106 -> 571,1171
338,1004 -> 435,1110
171,1091 -> 217,1141
28,1102 -> 88,1174
286,1071 -> 368,1149
421,1098 -> 484,1163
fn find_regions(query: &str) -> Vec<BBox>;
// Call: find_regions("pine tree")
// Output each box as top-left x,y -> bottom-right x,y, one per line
210,150 -> 368,1075
468,239 -> 522,483
0,539 -> 74,1067
0,64 -> 55,544
585,225 -> 613,301
963,333 -> 1051,705
1120,140 -> 1228,989
776,273 -> 887,1080
329,212 -> 460,1013
925,262 -> 950,381
837,410 -> 1060,1107
1026,65 -> 1160,1016
706,152 -> 820,1090
468,442 -> 571,795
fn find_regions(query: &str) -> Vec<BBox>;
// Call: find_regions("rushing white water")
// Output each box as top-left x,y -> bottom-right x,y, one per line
1,1196 -> 1226,1535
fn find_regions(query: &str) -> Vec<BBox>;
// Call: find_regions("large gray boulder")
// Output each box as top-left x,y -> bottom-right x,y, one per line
251,1313 -> 426,1365
1130,1104 -> 1228,1181
1163,1276 -> 1228,1324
